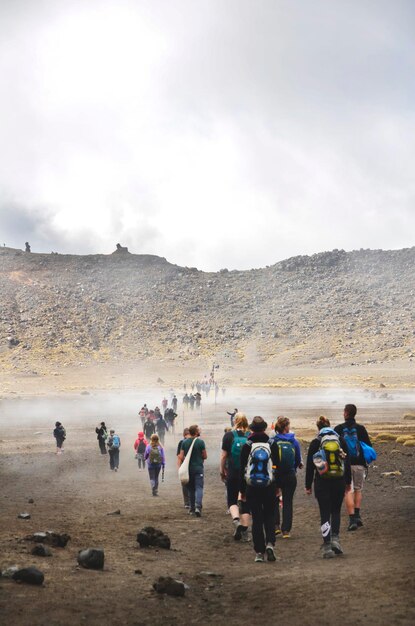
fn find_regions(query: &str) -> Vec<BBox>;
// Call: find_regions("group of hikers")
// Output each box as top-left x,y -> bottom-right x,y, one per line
55,401 -> 374,562
138,401 -> 177,443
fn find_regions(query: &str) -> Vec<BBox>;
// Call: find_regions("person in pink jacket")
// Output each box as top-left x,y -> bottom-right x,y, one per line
134,431 -> 148,470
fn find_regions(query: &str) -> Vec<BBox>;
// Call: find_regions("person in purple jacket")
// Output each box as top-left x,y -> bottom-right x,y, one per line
144,434 -> 166,496
272,416 -> 303,538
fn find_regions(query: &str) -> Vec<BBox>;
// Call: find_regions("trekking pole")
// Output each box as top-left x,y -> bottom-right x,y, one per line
162,466 -> 165,482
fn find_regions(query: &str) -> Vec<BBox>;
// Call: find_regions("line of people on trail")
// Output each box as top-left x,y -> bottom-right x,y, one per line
139,403 -> 177,442
176,404 -> 374,563
182,392 -> 202,410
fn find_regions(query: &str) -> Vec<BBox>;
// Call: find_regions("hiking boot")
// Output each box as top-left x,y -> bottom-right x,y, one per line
195,508 -> 201,517
331,535 -> 343,555
266,544 -> 276,562
233,522 -> 244,541
241,529 -> 250,542
321,543 -> 335,559
255,553 -> 265,563
189,510 -> 196,516
355,516 -> 363,527
282,532 -> 290,539
347,520 -> 358,531
275,527 -> 282,537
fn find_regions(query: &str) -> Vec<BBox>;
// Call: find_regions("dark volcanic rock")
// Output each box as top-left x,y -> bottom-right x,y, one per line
137,527 -> 170,550
77,548 -> 105,570
26,531 -> 70,547
13,567 -> 44,585
18,513 -> 31,520
31,545 -> 52,557
153,576 -> 186,597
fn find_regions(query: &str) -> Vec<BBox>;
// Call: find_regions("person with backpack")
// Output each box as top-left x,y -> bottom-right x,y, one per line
305,416 -> 351,558
143,416 -> 156,440
155,414 -> 169,445
53,421 -> 66,454
334,404 -> 373,530
144,434 -> 165,496
239,416 -> 279,563
220,413 -> 251,541
177,428 -> 191,509
165,407 -> 177,433
95,421 -> 108,455
107,429 -> 121,472
272,416 -> 303,538
134,431 -> 148,470
178,424 -> 207,516
172,395 -> 178,412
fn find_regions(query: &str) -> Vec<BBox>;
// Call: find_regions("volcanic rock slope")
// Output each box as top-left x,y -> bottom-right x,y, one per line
0,246 -> 414,371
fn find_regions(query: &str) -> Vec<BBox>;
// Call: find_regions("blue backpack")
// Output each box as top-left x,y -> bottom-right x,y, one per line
275,439 -> 296,473
230,430 -> 248,470
245,442 -> 274,487
360,441 -> 377,464
342,426 -> 361,462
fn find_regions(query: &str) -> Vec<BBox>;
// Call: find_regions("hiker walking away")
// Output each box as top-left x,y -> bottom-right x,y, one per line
178,424 -> 207,516
143,415 -> 156,440
165,407 -> 177,433
177,428 -> 191,509
134,431 -> 148,469
183,393 -> 189,408
144,434 -> 165,496
334,404 -> 373,530
138,407 -> 146,427
172,395 -> 178,412
95,421 -> 108,455
305,416 -> 351,558
272,416 -> 303,538
220,413 -> 251,541
195,392 -> 202,409
239,416 -> 279,563
107,429 -> 121,472
155,414 -> 169,445
154,406 -> 162,421
189,394 -> 195,410
227,408 -> 238,427
53,421 -> 66,454
162,397 -> 168,412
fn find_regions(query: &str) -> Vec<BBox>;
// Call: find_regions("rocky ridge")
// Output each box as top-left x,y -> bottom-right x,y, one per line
0,246 -> 414,372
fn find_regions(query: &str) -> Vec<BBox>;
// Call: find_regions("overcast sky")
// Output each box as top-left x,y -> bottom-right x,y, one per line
0,0 -> 414,270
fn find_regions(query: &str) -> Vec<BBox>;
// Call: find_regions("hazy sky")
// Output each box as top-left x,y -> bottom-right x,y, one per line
0,0 -> 414,270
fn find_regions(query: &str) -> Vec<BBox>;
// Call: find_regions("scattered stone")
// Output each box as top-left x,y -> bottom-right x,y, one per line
107,509 -> 121,516
379,383 -> 386,388
28,498 -> 35,504
137,526 -> 171,550
134,569 -> 143,575
403,413 -> 415,421
12,567 -> 44,585
153,576 -> 186,597
25,531 -> 71,548
157,377 -> 164,384
31,545 -> 52,557
381,471 -> 402,477
77,548 -> 105,570
18,513 -> 31,520
198,571 -> 223,578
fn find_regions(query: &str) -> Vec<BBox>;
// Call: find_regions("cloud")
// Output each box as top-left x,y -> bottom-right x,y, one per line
0,0 -> 414,269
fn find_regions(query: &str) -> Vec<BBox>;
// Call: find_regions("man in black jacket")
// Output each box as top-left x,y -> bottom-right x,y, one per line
239,416 -> 279,563
334,404 -> 372,530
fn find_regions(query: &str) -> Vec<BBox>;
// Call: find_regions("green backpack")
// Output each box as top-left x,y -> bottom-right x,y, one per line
149,446 -> 162,464
230,430 -> 248,470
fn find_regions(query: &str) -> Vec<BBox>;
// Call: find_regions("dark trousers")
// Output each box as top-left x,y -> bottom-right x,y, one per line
98,439 -> 107,454
148,465 -> 161,493
247,485 -> 276,554
157,430 -> 166,445
109,448 -> 119,470
314,479 -> 345,542
137,453 -> 145,469
182,483 -> 190,507
275,472 -> 297,533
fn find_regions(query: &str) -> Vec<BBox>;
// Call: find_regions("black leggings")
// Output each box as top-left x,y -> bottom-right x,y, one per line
314,479 -> 345,542
275,472 -> 297,533
247,485 -> 276,554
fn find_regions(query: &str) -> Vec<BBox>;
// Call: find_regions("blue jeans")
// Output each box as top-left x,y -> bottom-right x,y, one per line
109,448 -> 119,469
188,468 -> 204,510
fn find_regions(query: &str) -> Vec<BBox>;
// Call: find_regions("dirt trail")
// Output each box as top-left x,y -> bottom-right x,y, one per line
1,394 -> 414,625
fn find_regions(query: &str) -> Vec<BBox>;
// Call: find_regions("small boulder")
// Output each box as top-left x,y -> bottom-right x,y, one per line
77,548 -> 104,570
12,567 -> 44,585
1,566 -> 19,578
26,531 -> 70,548
107,509 -> 121,516
31,545 -> 52,557
18,513 -> 31,520
153,576 -> 185,597
137,527 -> 170,550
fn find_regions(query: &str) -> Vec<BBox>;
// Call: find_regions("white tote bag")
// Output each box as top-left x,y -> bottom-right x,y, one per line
178,437 -> 197,485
